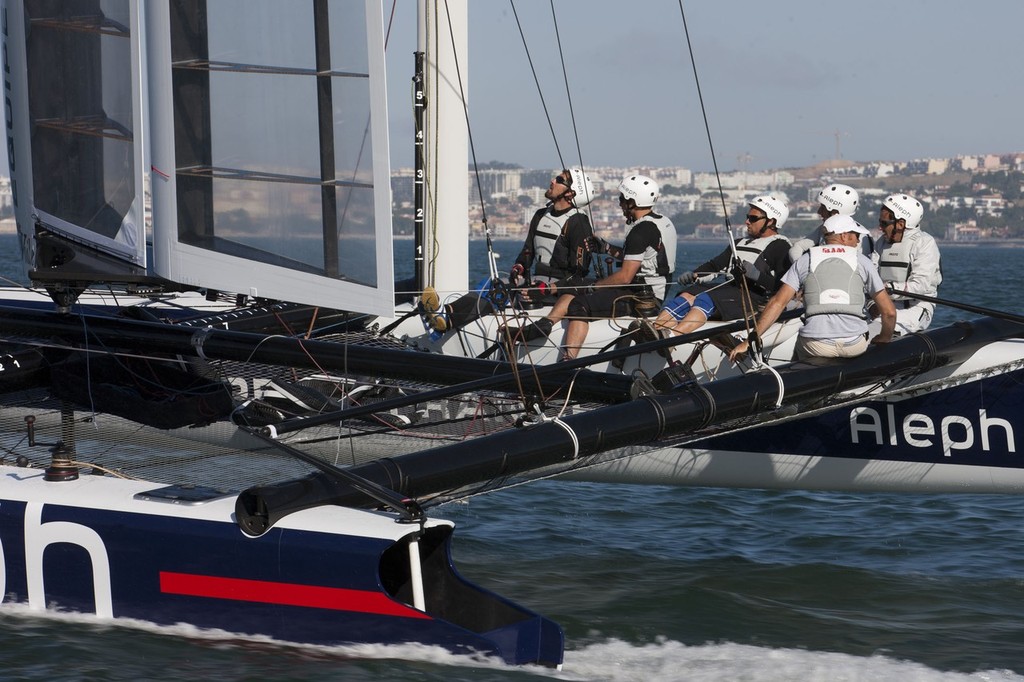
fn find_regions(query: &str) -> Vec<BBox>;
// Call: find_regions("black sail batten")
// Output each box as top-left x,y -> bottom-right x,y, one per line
235,317 -> 1024,534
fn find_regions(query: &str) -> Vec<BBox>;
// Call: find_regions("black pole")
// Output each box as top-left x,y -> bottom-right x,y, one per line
891,288 -> 1024,326
236,316 -> 1024,535
0,306 -> 633,403
413,51 -> 426,291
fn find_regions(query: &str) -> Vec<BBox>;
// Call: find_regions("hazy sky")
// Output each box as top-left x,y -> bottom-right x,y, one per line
383,0 -> 1024,173
1,1 -> 1018,180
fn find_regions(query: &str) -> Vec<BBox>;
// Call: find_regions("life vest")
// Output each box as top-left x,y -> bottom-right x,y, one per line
530,208 -> 577,278
734,234 -> 787,294
633,212 -> 676,300
876,229 -> 923,286
803,245 -> 866,318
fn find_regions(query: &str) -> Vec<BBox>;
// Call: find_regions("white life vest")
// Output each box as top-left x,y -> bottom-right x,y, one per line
531,208 -> 578,277
876,229 -> 923,286
803,245 -> 866,318
634,213 -> 676,300
735,234 -> 788,290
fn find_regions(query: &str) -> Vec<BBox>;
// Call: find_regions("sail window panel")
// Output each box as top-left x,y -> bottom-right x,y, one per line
203,0 -> 316,72
206,178 -> 329,276
330,75 -> 375,188
162,0 -> 391,305
25,0 -> 136,243
206,71 -> 321,180
328,1 -> 370,74
332,185 -> 378,286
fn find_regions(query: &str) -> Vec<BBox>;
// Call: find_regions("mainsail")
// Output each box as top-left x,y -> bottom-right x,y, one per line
6,0 -> 395,315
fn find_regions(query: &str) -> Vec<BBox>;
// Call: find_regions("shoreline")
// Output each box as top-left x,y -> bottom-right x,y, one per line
5,221 -> 1020,247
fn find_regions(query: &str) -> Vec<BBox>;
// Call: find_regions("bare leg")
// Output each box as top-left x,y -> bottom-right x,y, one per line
503,293 -> 576,345
671,307 -> 708,336
545,293 -> 575,325
652,309 -> 677,331
562,319 -> 590,359
654,292 -> 696,332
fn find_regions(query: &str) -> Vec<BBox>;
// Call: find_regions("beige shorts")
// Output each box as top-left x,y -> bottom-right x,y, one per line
795,334 -> 868,359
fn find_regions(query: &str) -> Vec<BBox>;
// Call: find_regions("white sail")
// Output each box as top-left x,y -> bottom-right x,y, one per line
5,1 -> 148,271
5,0 -> 394,316
147,0 -> 394,315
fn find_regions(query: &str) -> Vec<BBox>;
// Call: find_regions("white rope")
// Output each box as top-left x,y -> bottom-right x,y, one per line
190,328 -> 212,361
548,416 -> 581,459
761,363 -> 785,409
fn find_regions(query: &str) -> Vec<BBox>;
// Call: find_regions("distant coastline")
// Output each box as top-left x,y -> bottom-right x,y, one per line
7,221 -> 1022,247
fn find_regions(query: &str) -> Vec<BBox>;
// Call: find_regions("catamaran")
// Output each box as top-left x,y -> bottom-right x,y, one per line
0,0 -> 1023,669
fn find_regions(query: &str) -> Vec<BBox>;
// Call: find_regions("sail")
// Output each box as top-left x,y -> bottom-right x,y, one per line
4,0 -> 394,315
147,0 -> 394,315
4,1 -> 148,275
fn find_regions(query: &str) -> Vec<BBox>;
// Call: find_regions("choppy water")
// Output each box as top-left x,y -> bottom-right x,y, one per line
2,235 -> 1024,681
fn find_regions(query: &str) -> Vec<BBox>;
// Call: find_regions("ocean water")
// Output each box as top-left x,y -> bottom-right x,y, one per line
2,234 -> 1024,681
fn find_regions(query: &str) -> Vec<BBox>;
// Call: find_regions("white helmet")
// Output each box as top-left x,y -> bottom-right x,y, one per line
883,193 -> 924,229
618,174 -> 659,207
566,167 -> 596,207
818,183 -> 859,216
749,194 -> 789,229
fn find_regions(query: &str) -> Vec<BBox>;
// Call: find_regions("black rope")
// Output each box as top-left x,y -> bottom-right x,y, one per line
549,0 -> 585,176
676,0 -> 732,238
676,1 -> 765,362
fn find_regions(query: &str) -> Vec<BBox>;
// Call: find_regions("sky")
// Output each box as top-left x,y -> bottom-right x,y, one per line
1,1 -> 1019,180
382,0 -> 1024,173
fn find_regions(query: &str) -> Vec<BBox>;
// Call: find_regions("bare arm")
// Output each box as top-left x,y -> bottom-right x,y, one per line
728,283 -> 797,361
552,258 -> 639,294
870,288 -> 897,344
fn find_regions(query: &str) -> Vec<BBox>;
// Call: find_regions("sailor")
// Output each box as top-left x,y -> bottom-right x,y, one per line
871,193 -> 942,335
511,167 -> 597,288
787,183 -> 873,262
651,194 -> 792,337
555,174 -> 676,360
425,168 -> 597,333
730,214 -> 896,361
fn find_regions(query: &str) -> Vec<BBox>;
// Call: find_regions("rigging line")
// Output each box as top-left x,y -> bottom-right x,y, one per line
509,0 -> 564,168
75,308 -> 98,425
384,0 -> 398,46
423,0 -> 441,285
441,0 -> 499,283
675,1 -> 737,264
549,0 -> 583,174
676,0 -> 763,357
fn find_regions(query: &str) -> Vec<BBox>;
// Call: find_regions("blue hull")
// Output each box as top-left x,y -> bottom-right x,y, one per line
0,472 -> 563,666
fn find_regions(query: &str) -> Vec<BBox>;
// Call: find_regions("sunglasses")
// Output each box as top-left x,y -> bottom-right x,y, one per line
878,217 -> 897,227
745,213 -> 767,223
554,175 -> 570,187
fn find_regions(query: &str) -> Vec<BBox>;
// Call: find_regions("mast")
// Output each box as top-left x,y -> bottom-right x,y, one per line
417,0 -> 468,297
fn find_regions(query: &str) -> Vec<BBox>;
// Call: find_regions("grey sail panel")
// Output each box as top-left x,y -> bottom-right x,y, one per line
7,1 -> 148,275
148,0 -> 394,315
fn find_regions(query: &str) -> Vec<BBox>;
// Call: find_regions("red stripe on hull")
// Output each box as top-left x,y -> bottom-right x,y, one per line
159,571 -> 431,620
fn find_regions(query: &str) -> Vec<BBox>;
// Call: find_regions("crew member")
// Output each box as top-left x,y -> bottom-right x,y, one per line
872,193 -> 942,335
730,214 -> 896,361
652,194 -> 791,337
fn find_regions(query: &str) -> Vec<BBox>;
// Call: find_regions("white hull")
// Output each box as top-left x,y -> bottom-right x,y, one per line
569,336 -> 1024,493
386,300 -> 802,378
